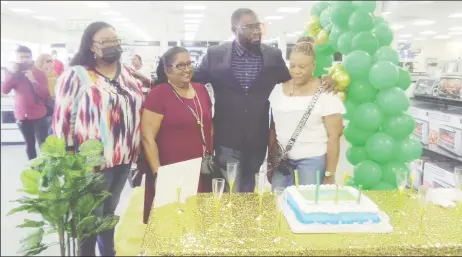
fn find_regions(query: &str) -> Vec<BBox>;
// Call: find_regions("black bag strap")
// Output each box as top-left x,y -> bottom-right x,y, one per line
284,83 -> 324,154
168,83 -> 208,156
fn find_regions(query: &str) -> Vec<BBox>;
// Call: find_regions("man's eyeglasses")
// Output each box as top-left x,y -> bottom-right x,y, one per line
168,61 -> 195,71
235,22 -> 263,32
93,38 -> 122,47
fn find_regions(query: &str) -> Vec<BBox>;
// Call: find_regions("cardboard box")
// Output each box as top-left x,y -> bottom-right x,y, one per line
423,161 -> 457,188
427,107 -> 462,161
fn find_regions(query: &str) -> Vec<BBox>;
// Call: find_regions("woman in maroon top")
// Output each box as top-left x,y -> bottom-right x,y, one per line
141,46 -> 213,223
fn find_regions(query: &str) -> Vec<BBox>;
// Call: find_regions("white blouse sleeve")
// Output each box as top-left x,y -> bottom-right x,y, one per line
320,93 -> 346,117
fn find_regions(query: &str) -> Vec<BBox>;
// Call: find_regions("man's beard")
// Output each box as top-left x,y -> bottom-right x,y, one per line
238,35 -> 261,52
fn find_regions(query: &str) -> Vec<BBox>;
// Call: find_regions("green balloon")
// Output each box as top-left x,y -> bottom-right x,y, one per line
328,25 -> 345,49
348,10 -> 374,32
316,53 -> 334,68
311,1 -> 331,17
344,123 -> 375,146
374,46 -> 399,65
374,16 -> 388,26
331,2 -> 356,30
352,1 -> 376,13
348,80 -> 378,104
344,99 -> 358,120
346,146 -> 369,165
396,137 -> 423,162
366,132 -> 396,163
346,179 -> 357,187
372,23 -> 393,46
376,87 -> 409,116
371,181 -> 397,191
352,31 -> 379,55
344,50 -> 373,80
369,61 -> 399,89
397,67 -> 412,91
324,23 -> 333,33
382,113 -> 416,140
320,7 -> 333,28
353,160 -> 382,189
337,31 -> 355,55
352,102 -> 383,132
381,162 -> 410,187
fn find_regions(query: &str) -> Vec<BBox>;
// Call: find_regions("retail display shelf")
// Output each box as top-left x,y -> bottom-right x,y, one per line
410,95 -> 462,108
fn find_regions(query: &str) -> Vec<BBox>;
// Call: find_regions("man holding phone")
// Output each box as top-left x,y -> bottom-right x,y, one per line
2,45 -> 50,160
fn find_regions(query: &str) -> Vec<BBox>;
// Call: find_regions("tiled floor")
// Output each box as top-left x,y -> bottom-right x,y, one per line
1,138 -> 353,256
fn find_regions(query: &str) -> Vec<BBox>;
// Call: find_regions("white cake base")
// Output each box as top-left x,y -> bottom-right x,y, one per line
282,201 -> 394,234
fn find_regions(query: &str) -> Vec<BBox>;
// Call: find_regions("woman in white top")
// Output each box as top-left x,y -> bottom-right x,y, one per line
268,42 -> 345,189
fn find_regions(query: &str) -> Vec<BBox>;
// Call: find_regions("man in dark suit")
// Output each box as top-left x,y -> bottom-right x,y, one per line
193,8 -> 291,192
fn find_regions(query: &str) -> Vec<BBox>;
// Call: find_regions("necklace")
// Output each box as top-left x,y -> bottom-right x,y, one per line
170,83 -> 203,127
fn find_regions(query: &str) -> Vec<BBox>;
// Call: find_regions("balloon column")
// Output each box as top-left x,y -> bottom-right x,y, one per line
306,1 -> 422,190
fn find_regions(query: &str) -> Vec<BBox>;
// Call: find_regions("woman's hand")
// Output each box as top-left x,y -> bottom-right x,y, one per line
320,74 -> 335,93
323,176 -> 335,185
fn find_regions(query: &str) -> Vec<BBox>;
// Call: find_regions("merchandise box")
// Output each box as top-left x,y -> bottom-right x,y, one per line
427,107 -> 462,162
408,105 -> 435,146
423,161 -> 457,188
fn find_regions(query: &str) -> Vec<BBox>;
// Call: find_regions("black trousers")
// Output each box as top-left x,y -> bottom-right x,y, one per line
17,117 -> 49,160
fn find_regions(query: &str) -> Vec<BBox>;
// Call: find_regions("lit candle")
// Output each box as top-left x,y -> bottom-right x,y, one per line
335,184 -> 339,204
315,170 -> 320,204
356,185 -> 362,204
294,169 -> 299,189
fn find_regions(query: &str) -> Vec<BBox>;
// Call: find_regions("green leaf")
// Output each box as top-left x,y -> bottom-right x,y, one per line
85,155 -> 106,167
20,169 -> 41,195
78,139 -> 104,157
19,228 -> 44,249
41,136 -> 66,158
18,243 -> 48,256
29,157 -> 45,168
16,219 -> 45,228
77,215 -> 97,234
76,194 -> 96,216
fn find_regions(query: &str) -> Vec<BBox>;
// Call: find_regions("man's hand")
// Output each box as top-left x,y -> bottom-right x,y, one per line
320,74 -> 335,93
25,71 -> 37,83
323,176 -> 335,185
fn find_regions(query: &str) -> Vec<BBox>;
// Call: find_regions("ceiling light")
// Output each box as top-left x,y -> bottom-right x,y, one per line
419,30 -> 437,35
449,13 -> 462,18
294,31 -> 304,34
448,31 -> 462,35
390,25 -> 404,30
397,39 -> 408,42
101,11 -> 120,16
413,20 -> 435,25
10,8 -> 35,13
121,22 -> 136,27
184,19 -> 201,24
433,35 -> 451,39
184,5 -> 207,10
185,27 -> 198,31
185,14 -> 204,18
265,16 -> 284,20
277,7 -> 302,13
84,1 -> 109,8
398,34 -> 413,38
35,16 -> 56,21
448,26 -> 462,31
1,1 -> 9,4
286,34 -> 296,37
414,37 -> 426,40
113,18 -> 130,22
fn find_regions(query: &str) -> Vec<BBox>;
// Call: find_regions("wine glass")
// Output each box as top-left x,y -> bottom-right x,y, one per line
455,166 -> 462,191
255,172 -> 265,221
176,176 -> 186,214
417,184 -> 430,233
212,178 -> 225,225
273,187 -> 285,243
395,171 -> 408,213
226,162 -> 238,207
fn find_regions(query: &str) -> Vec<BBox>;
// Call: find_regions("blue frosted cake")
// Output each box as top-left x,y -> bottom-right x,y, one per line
285,185 -> 382,225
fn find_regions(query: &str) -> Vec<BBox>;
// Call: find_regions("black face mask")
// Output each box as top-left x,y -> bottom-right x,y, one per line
101,45 -> 122,64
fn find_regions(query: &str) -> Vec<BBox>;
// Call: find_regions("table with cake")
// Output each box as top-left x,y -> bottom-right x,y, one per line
114,185 -> 462,256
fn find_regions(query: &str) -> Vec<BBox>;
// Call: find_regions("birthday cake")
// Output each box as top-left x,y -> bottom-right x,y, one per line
282,185 -> 393,233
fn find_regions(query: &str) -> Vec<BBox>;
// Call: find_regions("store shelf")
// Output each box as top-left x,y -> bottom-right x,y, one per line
410,95 -> 462,108
422,146 -> 462,164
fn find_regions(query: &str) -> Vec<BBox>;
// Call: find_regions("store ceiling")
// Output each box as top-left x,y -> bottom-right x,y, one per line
1,1 -> 462,43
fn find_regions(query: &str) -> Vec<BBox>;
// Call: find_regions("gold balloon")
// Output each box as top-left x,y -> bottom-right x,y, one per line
337,91 -> 347,102
328,63 -> 344,76
332,70 -> 351,91
315,30 -> 329,45
305,16 -> 321,36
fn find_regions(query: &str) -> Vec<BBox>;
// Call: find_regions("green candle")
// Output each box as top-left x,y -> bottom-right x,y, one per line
315,170 -> 320,204
357,185 -> 362,204
335,184 -> 339,204
294,169 -> 299,188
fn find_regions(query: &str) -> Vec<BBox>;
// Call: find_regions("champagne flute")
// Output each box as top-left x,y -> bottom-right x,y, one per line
417,184 -> 430,233
455,166 -> 462,191
176,176 -> 185,214
226,162 -> 238,207
255,172 -> 265,221
212,178 -> 225,225
273,187 -> 285,243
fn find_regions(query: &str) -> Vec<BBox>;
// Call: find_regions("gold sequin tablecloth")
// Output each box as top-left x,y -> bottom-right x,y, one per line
116,188 -> 462,256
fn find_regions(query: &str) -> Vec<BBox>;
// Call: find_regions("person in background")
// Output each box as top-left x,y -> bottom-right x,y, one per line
1,45 -> 49,160
53,21 -> 143,256
131,54 -> 152,78
141,46 -> 213,224
51,50 -> 64,77
268,42 -> 344,188
193,8 -> 335,193
35,53 -> 57,135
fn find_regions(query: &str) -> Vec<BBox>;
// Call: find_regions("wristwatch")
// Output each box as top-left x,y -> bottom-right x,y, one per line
325,171 -> 335,177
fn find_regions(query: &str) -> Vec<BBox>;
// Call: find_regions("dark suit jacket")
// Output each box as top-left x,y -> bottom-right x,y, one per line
193,41 -> 291,155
